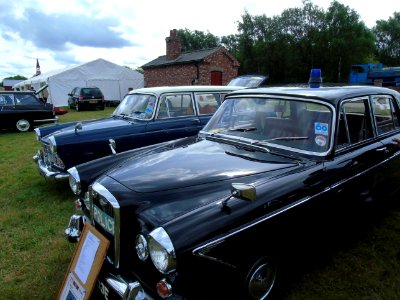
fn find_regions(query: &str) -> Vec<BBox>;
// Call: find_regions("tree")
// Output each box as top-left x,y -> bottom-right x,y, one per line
373,12 -> 400,66
234,0 -> 375,83
177,28 -> 220,52
322,1 -> 375,82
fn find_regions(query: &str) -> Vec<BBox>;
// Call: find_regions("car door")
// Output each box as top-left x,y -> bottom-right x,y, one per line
0,94 -> 16,128
369,95 -> 400,198
13,93 -> 50,119
322,97 -> 388,202
145,93 -> 202,144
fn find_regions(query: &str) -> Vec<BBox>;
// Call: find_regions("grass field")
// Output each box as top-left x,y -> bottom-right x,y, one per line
0,107 -> 399,299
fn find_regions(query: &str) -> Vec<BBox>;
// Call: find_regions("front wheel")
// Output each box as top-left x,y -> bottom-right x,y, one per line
245,257 -> 278,300
16,119 -> 32,132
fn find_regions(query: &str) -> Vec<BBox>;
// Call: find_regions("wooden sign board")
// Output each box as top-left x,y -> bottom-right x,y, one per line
58,222 -> 110,300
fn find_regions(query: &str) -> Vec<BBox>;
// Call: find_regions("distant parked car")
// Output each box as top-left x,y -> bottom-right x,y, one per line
227,74 -> 269,88
34,85 -> 243,181
0,91 -> 57,132
65,85 -> 400,300
68,86 -> 105,111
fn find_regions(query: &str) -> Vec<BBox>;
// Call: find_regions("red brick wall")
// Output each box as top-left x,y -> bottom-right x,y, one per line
144,48 -> 239,87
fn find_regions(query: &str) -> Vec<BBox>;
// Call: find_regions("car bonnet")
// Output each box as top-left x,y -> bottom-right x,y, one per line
105,139 -> 299,193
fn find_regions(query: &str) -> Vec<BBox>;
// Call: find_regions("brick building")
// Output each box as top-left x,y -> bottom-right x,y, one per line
142,29 -> 240,87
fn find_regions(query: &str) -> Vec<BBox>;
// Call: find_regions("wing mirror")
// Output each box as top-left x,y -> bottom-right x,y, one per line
221,183 -> 256,210
74,122 -> 82,134
109,139 -> 117,155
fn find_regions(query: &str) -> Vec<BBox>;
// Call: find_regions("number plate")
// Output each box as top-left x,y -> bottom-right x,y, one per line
89,100 -> 98,104
93,205 -> 114,235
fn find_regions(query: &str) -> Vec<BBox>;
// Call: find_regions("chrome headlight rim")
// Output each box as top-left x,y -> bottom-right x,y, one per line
68,167 -> 81,195
148,227 -> 176,274
135,234 -> 149,261
48,136 -> 57,153
34,128 -> 41,141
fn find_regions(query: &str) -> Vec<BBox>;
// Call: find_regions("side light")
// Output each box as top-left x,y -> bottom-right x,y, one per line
135,234 -> 149,261
156,279 -> 173,299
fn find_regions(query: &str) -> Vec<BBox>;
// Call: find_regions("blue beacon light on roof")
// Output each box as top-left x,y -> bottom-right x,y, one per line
308,69 -> 322,88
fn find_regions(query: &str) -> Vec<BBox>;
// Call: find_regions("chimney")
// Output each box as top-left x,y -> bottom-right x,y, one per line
166,29 -> 181,60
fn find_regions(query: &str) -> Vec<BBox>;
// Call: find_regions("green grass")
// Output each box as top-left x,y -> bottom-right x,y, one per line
0,107 -> 399,299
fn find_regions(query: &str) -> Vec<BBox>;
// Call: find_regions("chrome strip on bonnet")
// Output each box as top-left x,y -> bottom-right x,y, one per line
92,182 -> 121,268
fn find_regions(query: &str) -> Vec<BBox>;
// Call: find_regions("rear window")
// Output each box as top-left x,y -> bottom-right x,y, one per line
81,88 -> 103,97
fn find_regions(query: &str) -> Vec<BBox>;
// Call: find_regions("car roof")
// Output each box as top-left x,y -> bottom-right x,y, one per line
128,85 -> 244,96
226,85 -> 400,106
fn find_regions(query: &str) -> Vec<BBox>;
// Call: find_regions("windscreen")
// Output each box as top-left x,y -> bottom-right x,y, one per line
202,96 -> 333,155
113,94 -> 157,120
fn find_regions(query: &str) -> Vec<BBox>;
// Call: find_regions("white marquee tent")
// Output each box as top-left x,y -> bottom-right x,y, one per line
13,58 -> 144,107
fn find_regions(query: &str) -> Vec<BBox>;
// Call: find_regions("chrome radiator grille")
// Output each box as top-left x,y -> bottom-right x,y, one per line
91,182 -> 121,268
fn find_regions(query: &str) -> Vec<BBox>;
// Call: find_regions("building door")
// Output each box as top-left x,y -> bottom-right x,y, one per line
210,71 -> 222,85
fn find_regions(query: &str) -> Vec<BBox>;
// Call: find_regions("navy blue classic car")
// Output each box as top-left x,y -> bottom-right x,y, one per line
33,85 -> 241,181
0,91 -> 57,132
65,86 -> 400,299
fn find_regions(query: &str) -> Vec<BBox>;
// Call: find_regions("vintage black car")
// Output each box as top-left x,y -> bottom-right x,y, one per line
0,91 -> 57,132
65,86 -> 400,299
33,85 -> 241,181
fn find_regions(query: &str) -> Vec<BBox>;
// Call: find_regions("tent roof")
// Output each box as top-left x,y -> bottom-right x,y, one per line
14,58 -> 142,87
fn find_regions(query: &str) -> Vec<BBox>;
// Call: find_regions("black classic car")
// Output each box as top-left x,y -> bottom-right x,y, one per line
33,85 -> 241,181
0,91 -> 57,132
65,86 -> 400,299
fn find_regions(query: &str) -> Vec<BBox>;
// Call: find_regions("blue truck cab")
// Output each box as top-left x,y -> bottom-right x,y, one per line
349,63 -> 400,87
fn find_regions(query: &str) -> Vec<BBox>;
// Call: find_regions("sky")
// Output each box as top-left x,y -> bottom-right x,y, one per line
0,0 -> 398,81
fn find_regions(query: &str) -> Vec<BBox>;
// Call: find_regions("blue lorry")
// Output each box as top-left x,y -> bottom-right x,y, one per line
349,63 -> 400,87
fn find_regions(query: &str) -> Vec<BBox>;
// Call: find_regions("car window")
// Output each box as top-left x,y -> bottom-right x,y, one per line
371,96 -> 400,134
158,94 -> 194,118
195,93 -> 222,115
336,98 -> 373,148
0,94 -> 14,106
14,94 -> 40,105
113,93 -> 156,119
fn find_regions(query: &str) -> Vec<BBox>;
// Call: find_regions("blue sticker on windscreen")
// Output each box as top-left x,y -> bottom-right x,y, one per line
314,122 -> 328,136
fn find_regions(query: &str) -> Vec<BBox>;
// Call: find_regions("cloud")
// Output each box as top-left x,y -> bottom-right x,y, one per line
0,8 -> 134,51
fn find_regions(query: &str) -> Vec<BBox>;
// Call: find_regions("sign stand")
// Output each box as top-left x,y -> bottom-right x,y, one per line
57,223 -> 110,300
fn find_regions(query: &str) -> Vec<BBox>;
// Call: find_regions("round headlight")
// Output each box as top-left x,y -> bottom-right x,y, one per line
135,234 -> 149,261
148,227 -> 176,274
68,167 -> 81,195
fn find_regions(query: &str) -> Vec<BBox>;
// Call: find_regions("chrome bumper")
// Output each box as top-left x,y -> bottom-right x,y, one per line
65,213 -> 91,243
33,151 -> 69,181
101,274 -> 154,300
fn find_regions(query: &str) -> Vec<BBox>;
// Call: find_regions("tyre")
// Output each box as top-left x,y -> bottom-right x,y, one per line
76,102 -> 80,111
15,119 -> 32,132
